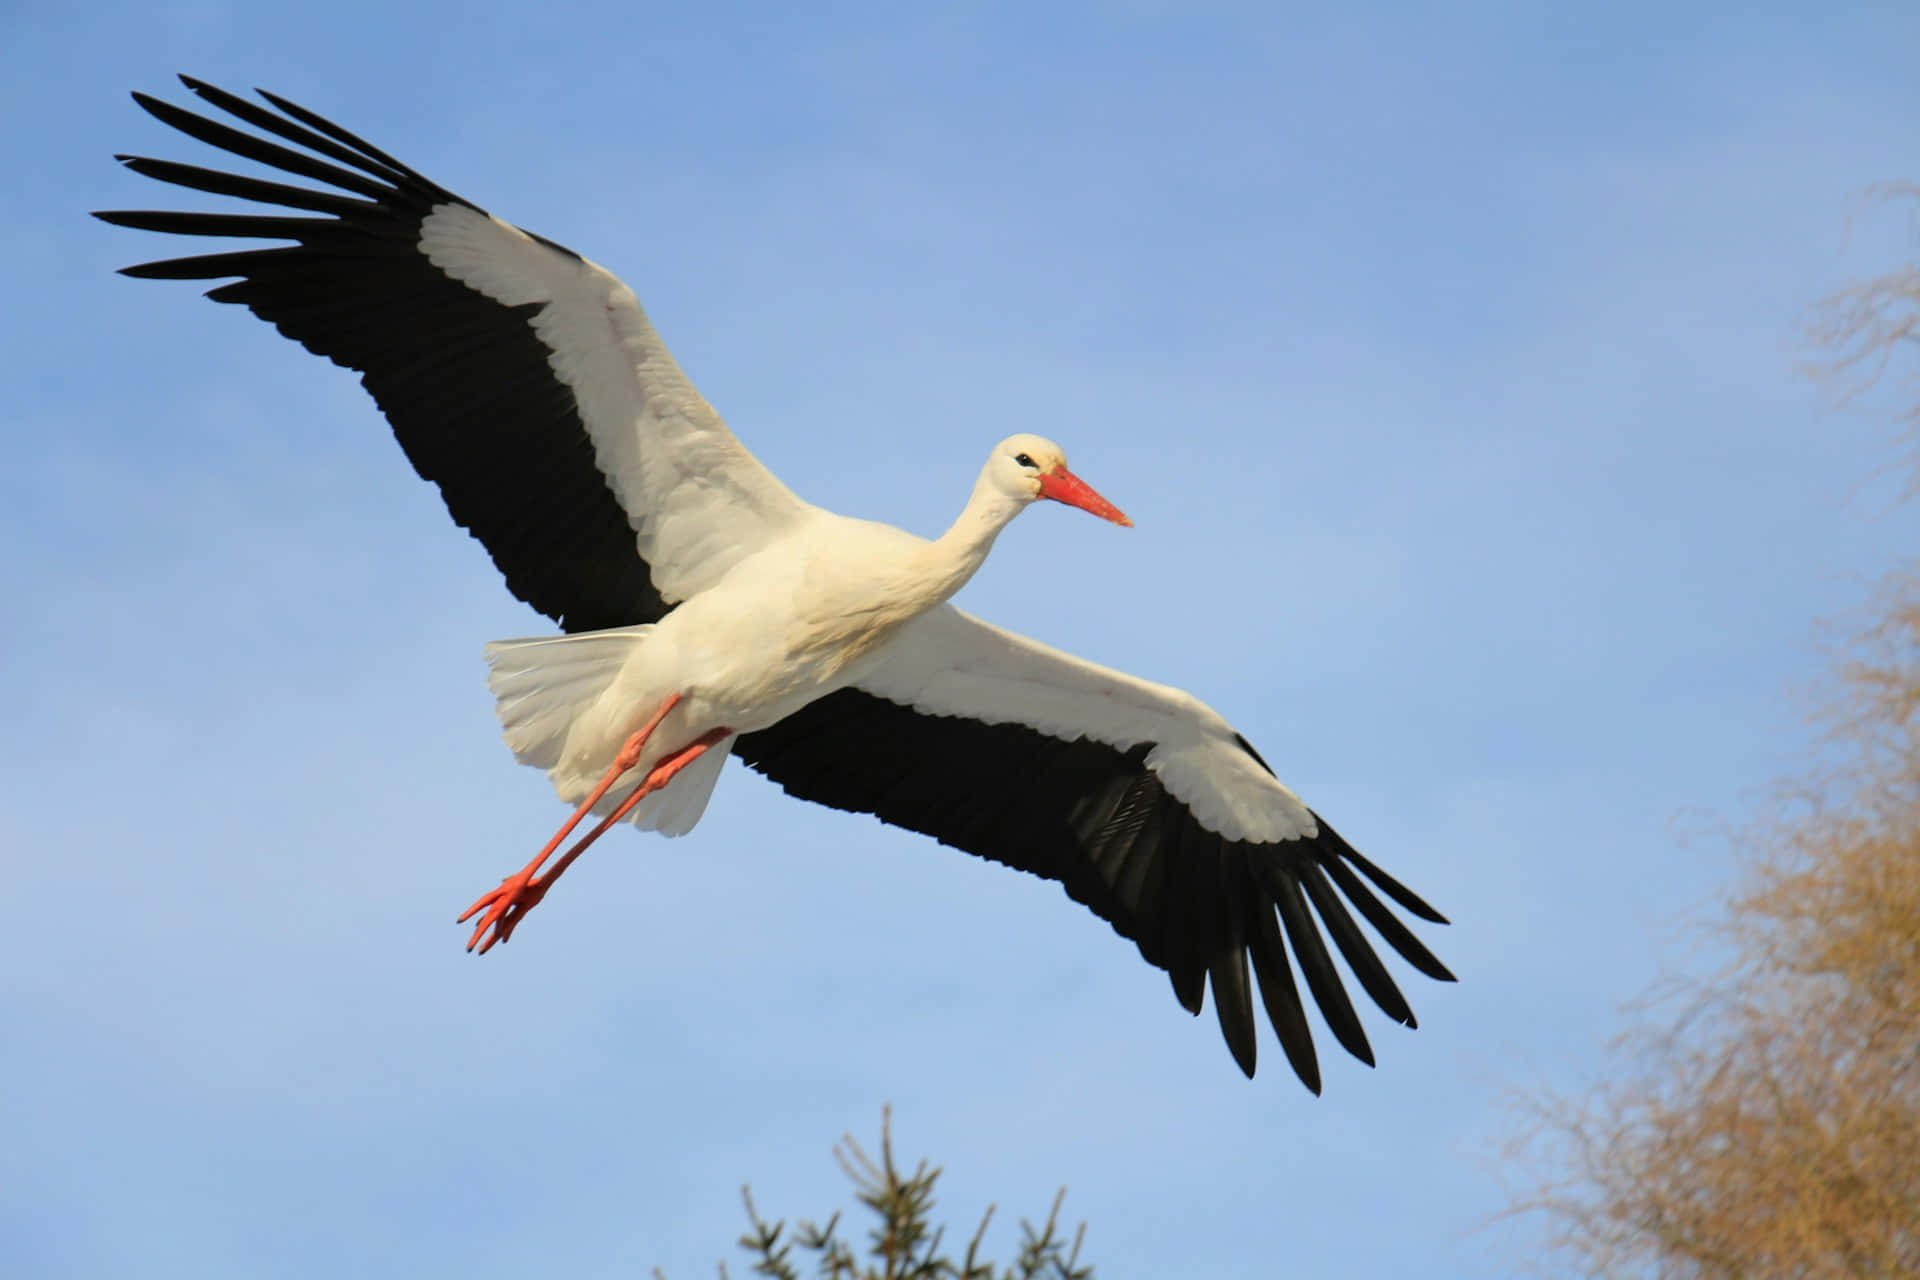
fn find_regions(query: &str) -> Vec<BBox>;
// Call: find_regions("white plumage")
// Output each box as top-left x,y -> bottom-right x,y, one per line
860,606 -> 1321,845
99,76 -> 1455,1090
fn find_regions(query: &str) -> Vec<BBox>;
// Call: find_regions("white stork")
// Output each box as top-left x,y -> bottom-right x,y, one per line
98,77 -> 1454,1090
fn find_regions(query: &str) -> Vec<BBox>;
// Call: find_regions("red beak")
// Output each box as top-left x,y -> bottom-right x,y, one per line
1038,466 -> 1133,527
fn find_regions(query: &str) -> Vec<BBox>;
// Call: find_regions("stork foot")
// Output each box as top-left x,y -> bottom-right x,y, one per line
458,720 -> 732,955
460,870 -> 554,954
455,693 -> 687,954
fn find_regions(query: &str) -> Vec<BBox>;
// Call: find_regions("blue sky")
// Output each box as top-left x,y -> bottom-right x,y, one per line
5,3 -> 1918,1276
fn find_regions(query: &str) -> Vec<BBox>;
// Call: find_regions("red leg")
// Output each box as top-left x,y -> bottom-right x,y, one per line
462,723 -> 731,954
458,693 -> 682,949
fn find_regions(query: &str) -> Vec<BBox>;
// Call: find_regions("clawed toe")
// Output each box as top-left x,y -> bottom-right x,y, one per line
460,875 -> 547,953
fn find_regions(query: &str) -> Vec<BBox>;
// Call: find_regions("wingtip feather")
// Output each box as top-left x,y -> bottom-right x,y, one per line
1211,962 -> 1258,1078
1167,965 -> 1205,1016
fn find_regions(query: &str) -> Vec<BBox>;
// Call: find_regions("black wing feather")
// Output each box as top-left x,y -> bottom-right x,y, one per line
732,688 -> 1453,1089
185,78 -> 431,190
1249,904 -> 1321,1091
98,78 -> 666,633
1259,855 -> 1375,1068
1297,862 -> 1416,1027
1207,830 -> 1259,1076
129,91 -> 399,203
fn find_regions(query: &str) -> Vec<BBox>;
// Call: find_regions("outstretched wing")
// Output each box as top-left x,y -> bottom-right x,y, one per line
97,77 -> 809,632
733,606 -> 1455,1090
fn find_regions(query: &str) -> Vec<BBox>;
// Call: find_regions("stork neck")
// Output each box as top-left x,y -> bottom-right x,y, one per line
921,472 -> 1027,604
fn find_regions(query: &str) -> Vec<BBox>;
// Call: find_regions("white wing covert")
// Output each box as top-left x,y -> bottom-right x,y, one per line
857,605 -> 1319,845
414,206 -> 808,601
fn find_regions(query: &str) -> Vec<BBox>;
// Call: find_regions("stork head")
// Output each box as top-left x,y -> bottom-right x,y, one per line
987,433 -> 1132,527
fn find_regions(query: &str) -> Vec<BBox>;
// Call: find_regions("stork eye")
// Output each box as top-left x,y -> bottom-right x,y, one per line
1014,452 -> 1037,469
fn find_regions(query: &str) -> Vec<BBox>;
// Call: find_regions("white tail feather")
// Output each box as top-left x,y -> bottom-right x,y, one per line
485,628 -> 652,771
483,627 -> 730,837
630,733 -> 731,836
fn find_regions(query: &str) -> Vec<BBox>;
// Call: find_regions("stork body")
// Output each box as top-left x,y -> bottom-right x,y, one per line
99,78 -> 1456,1089
470,437 -> 1134,940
